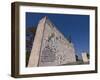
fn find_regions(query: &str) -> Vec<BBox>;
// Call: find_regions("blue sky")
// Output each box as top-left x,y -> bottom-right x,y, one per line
26,12 -> 89,58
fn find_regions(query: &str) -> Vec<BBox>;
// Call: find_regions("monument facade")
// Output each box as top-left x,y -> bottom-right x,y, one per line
28,16 -> 76,67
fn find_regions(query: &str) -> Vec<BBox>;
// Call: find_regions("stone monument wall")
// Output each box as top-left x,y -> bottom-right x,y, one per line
38,18 -> 76,66
28,16 -> 76,67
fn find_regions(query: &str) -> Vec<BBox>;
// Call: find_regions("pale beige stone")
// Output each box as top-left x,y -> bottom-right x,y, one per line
28,17 -> 47,67
28,16 -> 76,67
82,52 -> 89,63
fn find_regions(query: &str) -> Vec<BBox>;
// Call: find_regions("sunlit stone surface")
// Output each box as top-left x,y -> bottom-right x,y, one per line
82,52 -> 89,63
28,16 -> 76,67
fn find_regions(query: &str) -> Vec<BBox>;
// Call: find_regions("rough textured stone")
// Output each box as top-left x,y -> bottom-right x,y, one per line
28,17 -> 46,67
28,16 -> 76,67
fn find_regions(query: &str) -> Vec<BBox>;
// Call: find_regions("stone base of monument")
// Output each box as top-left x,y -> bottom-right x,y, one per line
62,61 -> 89,66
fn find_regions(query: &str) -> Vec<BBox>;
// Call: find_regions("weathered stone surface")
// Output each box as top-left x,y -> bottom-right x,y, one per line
28,17 -> 46,67
28,16 -> 76,67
